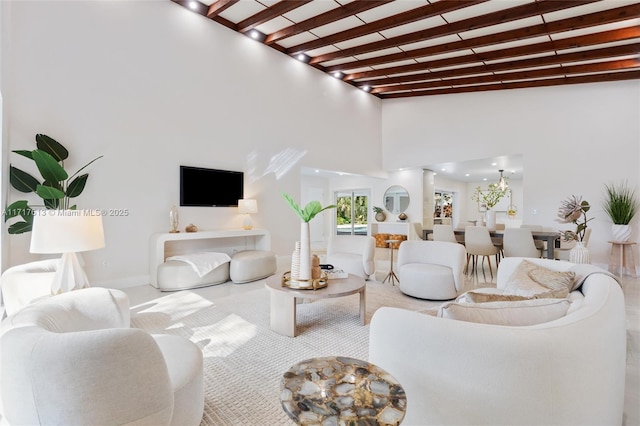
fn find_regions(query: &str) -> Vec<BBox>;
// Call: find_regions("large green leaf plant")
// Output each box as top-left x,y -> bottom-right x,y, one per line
282,193 -> 336,222
4,134 -> 102,234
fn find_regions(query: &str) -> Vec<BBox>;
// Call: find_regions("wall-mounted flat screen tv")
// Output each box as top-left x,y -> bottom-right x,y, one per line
180,166 -> 244,207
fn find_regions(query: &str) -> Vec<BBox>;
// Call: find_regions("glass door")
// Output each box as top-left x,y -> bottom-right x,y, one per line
434,191 -> 454,225
335,190 -> 369,236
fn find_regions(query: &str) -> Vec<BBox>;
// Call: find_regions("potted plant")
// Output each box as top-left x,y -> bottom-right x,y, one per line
556,194 -> 592,263
602,181 -> 639,242
282,193 -> 336,281
373,206 -> 386,222
471,183 -> 508,230
3,134 -> 102,234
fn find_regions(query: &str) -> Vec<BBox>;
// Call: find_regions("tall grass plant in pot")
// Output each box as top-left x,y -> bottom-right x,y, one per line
602,181 -> 640,242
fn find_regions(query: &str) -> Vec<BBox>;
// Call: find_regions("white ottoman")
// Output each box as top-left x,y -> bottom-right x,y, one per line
230,250 -> 277,283
157,260 -> 229,291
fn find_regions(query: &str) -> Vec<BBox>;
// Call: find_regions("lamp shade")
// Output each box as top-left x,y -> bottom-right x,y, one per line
238,199 -> 258,214
30,210 -> 105,254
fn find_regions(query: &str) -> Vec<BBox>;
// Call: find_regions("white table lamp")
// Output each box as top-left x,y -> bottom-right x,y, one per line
238,199 -> 258,230
30,210 -> 105,295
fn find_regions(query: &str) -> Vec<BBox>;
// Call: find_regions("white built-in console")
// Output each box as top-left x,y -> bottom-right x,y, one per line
149,229 -> 271,288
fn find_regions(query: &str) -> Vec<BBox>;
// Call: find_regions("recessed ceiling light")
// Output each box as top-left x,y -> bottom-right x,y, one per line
441,168 -> 446,172
361,85 -> 370,92
315,169 -> 319,173
251,30 -> 260,39
491,162 -> 497,166
297,53 -> 306,61
333,71 -> 342,79
188,1 -> 198,10
483,178 -> 487,181
465,173 -> 470,177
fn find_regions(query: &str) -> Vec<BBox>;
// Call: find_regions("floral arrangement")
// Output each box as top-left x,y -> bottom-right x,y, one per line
556,195 -> 592,242
471,183 -> 508,209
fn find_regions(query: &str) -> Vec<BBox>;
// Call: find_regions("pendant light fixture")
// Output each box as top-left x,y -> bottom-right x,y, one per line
497,169 -> 508,191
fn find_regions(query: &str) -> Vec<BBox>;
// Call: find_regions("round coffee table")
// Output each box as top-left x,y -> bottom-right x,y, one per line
280,356 -> 406,425
265,274 -> 366,337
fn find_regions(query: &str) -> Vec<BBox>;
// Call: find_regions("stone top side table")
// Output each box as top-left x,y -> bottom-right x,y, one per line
280,356 -> 406,425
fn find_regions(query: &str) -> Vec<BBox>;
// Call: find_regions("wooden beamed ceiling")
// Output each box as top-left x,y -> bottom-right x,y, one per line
175,0 -> 640,98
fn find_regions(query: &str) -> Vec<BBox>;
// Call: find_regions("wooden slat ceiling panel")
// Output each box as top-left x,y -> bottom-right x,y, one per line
173,0 -> 640,98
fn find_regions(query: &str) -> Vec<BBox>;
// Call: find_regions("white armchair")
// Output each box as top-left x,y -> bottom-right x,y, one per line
326,235 -> 375,279
1,259 -> 58,316
0,287 -> 204,426
396,240 -> 466,300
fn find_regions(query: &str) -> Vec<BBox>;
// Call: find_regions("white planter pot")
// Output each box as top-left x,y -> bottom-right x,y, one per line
611,224 -> 631,242
485,209 -> 496,231
570,241 -> 591,264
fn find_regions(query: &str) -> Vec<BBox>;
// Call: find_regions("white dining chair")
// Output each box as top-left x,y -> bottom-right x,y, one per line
502,228 -> 542,258
521,224 -> 545,255
464,226 -> 500,278
432,224 -> 458,244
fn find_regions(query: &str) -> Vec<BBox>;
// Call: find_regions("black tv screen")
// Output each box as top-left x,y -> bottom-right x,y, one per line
180,166 -> 244,207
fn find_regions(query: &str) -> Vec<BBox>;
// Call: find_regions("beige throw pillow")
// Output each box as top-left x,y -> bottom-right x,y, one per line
503,260 -> 575,298
438,298 -> 571,326
465,291 -> 532,303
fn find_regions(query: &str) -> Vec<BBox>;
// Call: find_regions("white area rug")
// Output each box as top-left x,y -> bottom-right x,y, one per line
130,282 -> 440,425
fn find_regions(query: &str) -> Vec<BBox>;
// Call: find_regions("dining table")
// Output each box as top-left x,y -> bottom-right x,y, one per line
423,228 -> 561,259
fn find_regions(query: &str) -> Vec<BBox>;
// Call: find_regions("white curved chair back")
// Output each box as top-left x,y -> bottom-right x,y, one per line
432,224 -> 458,243
502,228 -> 541,258
327,235 -> 375,278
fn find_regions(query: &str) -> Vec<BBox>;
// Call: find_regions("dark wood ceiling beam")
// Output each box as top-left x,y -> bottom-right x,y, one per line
311,0 -> 597,64
345,26 -> 640,81
363,43 -> 640,88
207,0 -> 239,18
371,58 -> 640,93
379,69 -> 640,98
236,0 -> 312,34
286,0 -> 487,56
325,4 -> 640,73
264,0 -> 393,45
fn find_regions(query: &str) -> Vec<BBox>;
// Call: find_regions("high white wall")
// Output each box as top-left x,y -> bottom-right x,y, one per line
1,1 -> 382,286
382,80 -> 640,265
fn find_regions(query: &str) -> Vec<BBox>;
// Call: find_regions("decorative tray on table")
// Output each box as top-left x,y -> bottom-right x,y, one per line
281,271 -> 328,290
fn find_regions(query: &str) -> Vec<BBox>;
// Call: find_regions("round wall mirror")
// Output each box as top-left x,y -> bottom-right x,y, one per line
384,185 -> 410,214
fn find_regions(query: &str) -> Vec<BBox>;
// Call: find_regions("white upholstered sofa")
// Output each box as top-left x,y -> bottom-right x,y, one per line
0,287 -> 204,425
369,257 -> 627,425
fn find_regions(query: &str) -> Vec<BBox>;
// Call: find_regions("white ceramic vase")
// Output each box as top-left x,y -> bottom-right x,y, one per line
298,221 -> 312,280
570,241 -> 591,264
485,209 -> 496,231
611,224 -> 631,242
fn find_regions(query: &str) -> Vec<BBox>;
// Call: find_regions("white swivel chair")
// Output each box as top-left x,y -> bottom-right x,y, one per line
502,228 -> 542,258
1,259 -> 59,316
555,228 -> 592,261
432,224 -> 458,244
396,240 -> 466,300
464,226 -> 500,277
0,287 -> 204,426
326,235 -> 376,279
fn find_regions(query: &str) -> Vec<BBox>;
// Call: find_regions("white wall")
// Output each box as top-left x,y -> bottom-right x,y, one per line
1,1 -> 382,286
382,80 -> 640,265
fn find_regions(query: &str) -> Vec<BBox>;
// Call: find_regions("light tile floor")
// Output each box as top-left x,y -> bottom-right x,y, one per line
123,261 -> 639,426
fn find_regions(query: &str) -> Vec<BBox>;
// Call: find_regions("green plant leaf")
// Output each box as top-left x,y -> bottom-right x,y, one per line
36,134 -> 69,161
3,200 -> 29,222
36,184 -> 65,200
32,150 -> 68,183
8,221 -> 33,234
44,198 -> 60,209
12,150 -> 33,159
9,165 -> 40,193
282,193 -> 305,221
66,174 -> 88,198
67,155 -> 103,182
